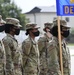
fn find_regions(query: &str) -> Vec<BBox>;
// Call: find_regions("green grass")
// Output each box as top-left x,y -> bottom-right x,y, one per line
67,43 -> 74,46
71,55 -> 74,56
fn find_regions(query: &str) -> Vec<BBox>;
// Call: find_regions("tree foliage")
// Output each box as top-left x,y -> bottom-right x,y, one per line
0,0 -> 28,30
70,28 -> 74,34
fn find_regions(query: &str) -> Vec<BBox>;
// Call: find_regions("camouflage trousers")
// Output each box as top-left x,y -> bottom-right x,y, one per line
0,65 -> 4,75
63,68 -> 71,75
0,69 -> 5,75
0,64 -> 5,75
40,67 -> 48,75
6,67 -> 22,75
6,69 -> 14,75
23,72 -> 38,75
23,66 -> 39,75
14,68 -> 22,75
40,72 -> 48,75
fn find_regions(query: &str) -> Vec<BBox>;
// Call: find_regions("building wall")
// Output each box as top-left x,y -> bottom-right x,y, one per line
26,13 -> 41,23
26,13 -> 42,32
25,12 -> 57,33
40,12 -> 56,33
53,16 -> 74,28
25,14 -> 35,23
25,12 -> 74,33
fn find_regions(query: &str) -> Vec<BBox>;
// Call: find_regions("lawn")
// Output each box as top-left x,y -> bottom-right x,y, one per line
68,43 -> 74,46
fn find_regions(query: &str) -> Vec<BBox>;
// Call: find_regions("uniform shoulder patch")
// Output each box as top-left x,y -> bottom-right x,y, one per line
22,38 -> 32,55
38,36 -> 46,42
22,38 -> 31,46
47,39 -> 57,51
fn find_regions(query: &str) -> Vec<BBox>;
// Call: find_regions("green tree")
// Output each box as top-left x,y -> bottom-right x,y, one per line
0,0 -> 28,30
71,28 -> 74,35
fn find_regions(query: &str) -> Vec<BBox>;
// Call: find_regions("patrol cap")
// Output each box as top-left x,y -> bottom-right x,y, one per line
0,15 -> 6,24
44,22 -> 53,29
53,19 -> 70,28
43,22 -> 53,32
26,23 -> 40,30
6,18 -> 22,27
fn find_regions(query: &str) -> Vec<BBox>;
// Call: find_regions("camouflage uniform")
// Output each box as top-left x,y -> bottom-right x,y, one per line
0,15 -> 6,24
22,23 -> 40,75
38,22 -> 53,75
47,36 -> 70,75
0,15 -> 6,75
47,20 -> 71,75
0,41 -> 6,75
2,18 -> 22,75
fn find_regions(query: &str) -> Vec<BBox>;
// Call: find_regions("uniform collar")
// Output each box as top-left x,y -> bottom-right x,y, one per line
52,36 -> 58,44
52,36 -> 66,46
6,33 -> 17,42
44,33 -> 52,42
28,36 -> 36,45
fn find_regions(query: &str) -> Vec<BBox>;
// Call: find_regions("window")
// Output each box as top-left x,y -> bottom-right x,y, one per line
65,17 -> 70,22
53,17 -> 57,21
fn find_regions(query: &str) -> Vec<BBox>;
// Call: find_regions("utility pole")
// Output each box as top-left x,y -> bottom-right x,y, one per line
61,16 -> 62,20
33,13 -> 36,23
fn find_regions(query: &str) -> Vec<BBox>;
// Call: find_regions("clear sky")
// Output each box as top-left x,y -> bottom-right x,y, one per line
13,0 -> 56,13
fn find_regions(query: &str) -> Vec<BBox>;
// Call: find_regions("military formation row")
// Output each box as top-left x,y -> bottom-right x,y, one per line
0,15 -> 71,75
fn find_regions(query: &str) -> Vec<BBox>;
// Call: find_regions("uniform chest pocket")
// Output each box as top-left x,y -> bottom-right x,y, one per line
0,49 -> 4,58
62,48 -> 68,67
13,42 -> 18,50
31,45 -> 38,56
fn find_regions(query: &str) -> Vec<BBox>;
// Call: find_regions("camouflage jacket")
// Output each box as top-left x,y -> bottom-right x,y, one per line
3,34 -> 20,75
38,33 -> 52,74
0,40 -> 6,75
47,36 -> 71,75
22,36 -> 40,74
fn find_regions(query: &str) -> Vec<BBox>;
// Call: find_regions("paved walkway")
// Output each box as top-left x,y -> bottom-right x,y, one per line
69,46 -> 74,75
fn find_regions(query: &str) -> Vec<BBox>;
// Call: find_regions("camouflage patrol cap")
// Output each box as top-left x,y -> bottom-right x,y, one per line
0,15 -> 6,24
44,22 -> 53,29
43,22 -> 53,32
6,18 -> 22,27
53,19 -> 70,28
26,23 -> 40,30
